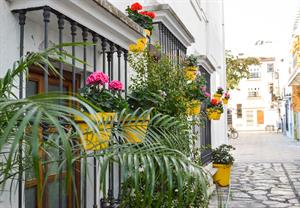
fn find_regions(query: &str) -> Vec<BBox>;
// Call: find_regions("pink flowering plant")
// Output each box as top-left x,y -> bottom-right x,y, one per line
187,74 -> 210,102
80,71 -> 128,112
224,92 -> 230,99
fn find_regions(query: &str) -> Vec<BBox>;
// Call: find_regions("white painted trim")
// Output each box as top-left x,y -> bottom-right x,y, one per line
145,4 -> 195,47
9,0 -> 145,49
198,55 -> 217,74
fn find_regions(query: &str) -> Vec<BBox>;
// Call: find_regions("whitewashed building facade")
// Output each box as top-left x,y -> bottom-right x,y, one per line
0,0 -> 226,207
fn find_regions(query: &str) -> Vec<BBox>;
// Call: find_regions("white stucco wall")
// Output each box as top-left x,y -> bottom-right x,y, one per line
0,0 -> 226,207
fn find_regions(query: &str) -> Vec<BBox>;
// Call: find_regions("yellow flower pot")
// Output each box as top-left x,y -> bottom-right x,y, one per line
184,66 -> 198,81
187,100 -> 201,116
75,112 -> 115,151
213,93 -> 222,102
207,110 -> 221,120
213,163 -> 232,187
123,115 -> 150,143
223,98 -> 229,105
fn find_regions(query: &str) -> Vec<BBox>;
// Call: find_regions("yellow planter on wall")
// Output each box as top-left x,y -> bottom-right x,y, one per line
184,66 -> 198,81
213,163 -> 232,187
187,100 -> 201,116
213,93 -> 222,102
123,115 -> 150,143
207,110 -> 221,120
75,112 -> 115,151
223,98 -> 229,105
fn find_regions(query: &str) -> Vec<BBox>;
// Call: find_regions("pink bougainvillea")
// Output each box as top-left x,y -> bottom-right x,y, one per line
86,72 -> 109,85
108,80 -> 123,91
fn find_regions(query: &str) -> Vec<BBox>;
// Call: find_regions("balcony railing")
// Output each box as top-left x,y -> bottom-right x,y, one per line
14,6 -> 131,208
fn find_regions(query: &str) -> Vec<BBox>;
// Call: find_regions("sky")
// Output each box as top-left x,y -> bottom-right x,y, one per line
224,0 -> 300,57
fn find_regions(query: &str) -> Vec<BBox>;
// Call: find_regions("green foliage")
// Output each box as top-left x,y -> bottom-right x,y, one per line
128,52 -> 189,118
226,51 -> 260,90
212,144 -> 235,165
80,85 -> 128,112
187,75 -> 209,102
183,55 -> 199,67
0,45 -> 210,207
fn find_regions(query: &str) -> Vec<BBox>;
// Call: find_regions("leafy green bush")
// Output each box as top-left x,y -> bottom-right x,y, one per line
212,144 -> 235,165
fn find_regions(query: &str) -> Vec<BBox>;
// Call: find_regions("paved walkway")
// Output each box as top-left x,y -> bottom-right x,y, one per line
209,132 -> 300,208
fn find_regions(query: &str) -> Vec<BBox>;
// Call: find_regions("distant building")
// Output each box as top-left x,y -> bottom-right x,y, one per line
229,57 -> 281,132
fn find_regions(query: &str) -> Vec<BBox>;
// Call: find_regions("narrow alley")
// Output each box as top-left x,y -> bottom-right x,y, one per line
211,133 -> 300,208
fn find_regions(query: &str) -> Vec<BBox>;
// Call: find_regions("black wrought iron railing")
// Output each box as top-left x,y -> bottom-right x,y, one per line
14,6 -> 130,208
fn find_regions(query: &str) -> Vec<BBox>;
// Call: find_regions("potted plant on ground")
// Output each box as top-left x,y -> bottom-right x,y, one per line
213,87 -> 224,102
183,55 -> 199,81
76,71 -> 128,150
186,74 -> 210,116
223,92 -> 230,104
212,144 -> 235,187
206,98 -> 223,120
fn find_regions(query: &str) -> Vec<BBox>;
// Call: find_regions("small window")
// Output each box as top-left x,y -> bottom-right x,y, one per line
237,104 -> 242,118
267,63 -> 274,72
249,69 -> 261,78
246,110 -> 254,126
248,88 -> 260,97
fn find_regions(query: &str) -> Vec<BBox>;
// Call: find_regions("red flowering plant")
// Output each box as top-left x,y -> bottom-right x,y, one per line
207,98 -> 223,114
126,2 -> 156,33
80,71 -> 128,112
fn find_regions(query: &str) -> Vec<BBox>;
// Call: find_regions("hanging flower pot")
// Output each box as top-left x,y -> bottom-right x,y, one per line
223,98 -> 229,105
213,93 -> 222,102
187,100 -> 201,116
207,110 -> 221,120
122,115 -> 150,143
75,112 -> 115,151
223,92 -> 230,105
184,66 -> 198,81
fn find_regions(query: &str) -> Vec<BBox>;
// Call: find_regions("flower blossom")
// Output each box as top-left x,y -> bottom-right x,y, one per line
205,92 -> 211,97
86,71 -> 109,85
201,85 -> 207,92
139,11 -> 156,19
211,99 -> 218,105
108,80 -> 123,91
130,2 -> 143,11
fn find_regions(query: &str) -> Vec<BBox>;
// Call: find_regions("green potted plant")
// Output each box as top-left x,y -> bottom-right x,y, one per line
183,54 -> 199,81
213,87 -> 224,102
76,71 -> 128,150
212,144 -> 235,187
206,98 -> 223,120
186,74 -> 210,116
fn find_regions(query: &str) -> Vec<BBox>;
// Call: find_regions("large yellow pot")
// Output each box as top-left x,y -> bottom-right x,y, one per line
75,112 -> 115,151
207,110 -> 221,120
122,115 -> 150,143
213,93 -> 222,102
187,100 -> 201,116
184,66 -> 198,81
213,163 -> 232,187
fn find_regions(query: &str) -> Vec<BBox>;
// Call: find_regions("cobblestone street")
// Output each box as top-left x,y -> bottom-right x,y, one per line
209,133 -> 300,208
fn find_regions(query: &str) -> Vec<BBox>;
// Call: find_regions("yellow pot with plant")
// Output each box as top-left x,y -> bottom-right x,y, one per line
122,114 -> 150,143
212,144 -> 235,187
78,72 -> 128,150
75,112 -> 115,151
207,99 -> 223,121
183,55 -> 199,81
213,87 -> 224,102
222,92 -> 230,105
187,100 -> 201,116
